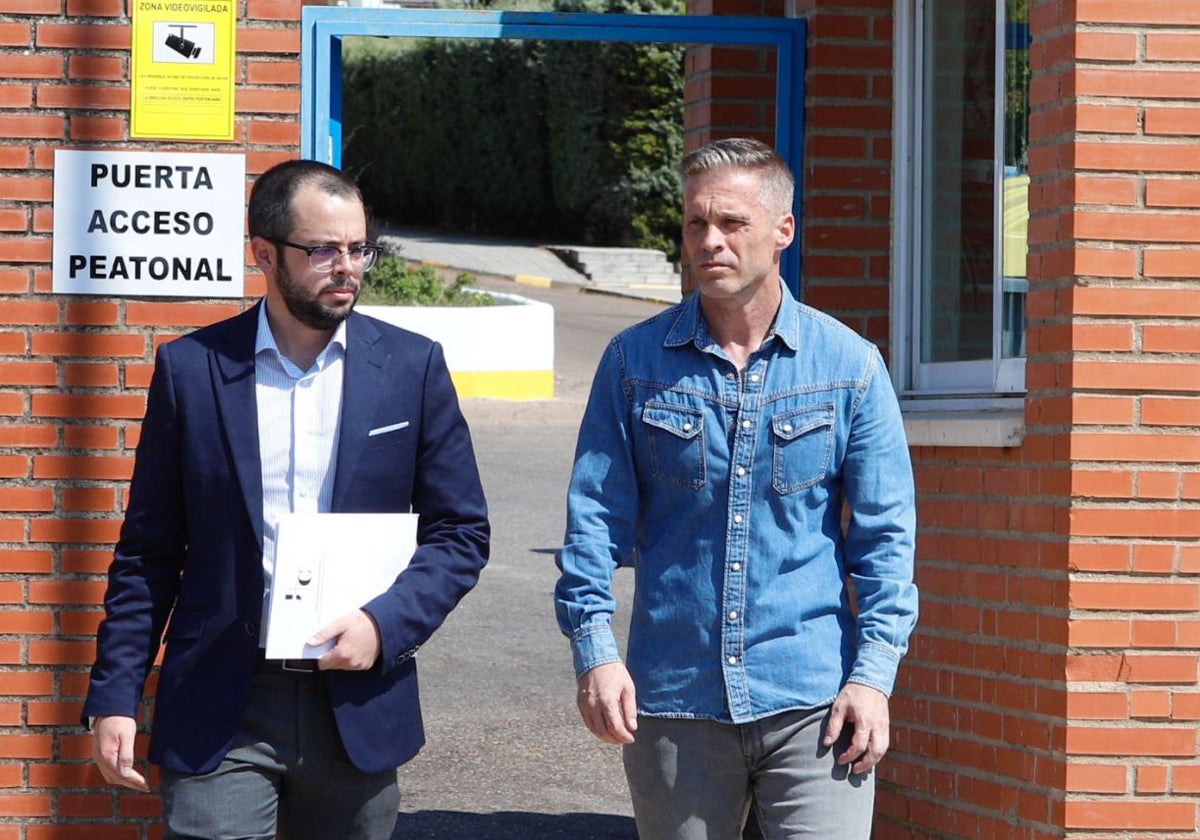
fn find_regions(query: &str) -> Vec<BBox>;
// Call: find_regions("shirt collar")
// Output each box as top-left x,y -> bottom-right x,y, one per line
663,278 -> 802,353
255,299 -> 348,371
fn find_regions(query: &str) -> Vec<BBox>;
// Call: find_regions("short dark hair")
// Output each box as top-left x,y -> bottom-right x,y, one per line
247,159 -> 364,240
681,137 -> 794,216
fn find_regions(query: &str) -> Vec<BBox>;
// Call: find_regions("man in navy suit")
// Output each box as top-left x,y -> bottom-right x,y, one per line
83,159 -> 490,838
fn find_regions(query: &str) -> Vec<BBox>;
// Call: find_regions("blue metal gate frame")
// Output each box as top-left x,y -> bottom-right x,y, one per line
300,7 -> 807,291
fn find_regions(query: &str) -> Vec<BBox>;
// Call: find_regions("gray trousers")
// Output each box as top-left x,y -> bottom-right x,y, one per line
160,665 -> 399,840
623,707 -> 874,840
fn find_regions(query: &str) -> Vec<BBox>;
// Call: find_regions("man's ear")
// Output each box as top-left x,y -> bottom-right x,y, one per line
250,236 -> 275,272
775,212 -> 796,250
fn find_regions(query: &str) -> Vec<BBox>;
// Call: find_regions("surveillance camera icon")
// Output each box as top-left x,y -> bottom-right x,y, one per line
165,25 -> 201,59
166,33 -> 200,58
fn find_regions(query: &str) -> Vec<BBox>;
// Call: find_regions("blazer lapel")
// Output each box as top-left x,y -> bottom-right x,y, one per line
332,313 -> 389,510
211,305 -> 265,548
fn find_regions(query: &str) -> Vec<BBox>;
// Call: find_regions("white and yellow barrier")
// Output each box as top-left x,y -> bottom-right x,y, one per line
358,291 -> 554,400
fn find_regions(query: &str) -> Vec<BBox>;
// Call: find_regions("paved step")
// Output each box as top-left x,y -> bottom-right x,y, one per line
548,245 -> 680,289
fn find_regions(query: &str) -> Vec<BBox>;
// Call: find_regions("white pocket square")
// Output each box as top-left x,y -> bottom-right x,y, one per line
368,421 -> 410,437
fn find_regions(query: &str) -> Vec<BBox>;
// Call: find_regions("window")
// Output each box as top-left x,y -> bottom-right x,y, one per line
893,0 -> 1029,399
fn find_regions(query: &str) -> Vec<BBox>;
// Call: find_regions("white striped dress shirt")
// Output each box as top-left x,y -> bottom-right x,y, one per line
254,302 -> 347,640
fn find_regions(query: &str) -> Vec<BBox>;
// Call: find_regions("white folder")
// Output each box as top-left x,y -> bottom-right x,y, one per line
264,512 -> 418,659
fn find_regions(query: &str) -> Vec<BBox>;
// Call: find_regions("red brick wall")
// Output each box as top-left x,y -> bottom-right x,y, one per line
690,1 -> 1200,838
1055,0 -> 1200,835
0,0 -> 301,832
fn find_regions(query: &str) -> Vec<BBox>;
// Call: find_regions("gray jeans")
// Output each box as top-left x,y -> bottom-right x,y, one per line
622,707 -> 874,840
160,666 -> 399,840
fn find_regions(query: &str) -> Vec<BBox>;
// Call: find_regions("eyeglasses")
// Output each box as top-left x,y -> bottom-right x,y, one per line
269,238 -> 383,273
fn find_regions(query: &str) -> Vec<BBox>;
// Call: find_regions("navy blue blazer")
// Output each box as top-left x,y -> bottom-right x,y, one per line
83,304 -> 490,775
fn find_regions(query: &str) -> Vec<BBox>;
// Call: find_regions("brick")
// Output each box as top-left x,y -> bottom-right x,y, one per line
63,487 -> 116,514
1066,726 -> 1196,757
1134,543 -> 1178,574
62,549 -> 114,575
32,454 -> 133,480
0,425 -> 56,447
0,487 -> 53,513
0,544 -> 52,571
63,425 -> 119,449
1175,764 -> 1200,793
1076,30 -> 1138,61
1075,209 -> 1200,243
69,115 -> 126,143
1145,325 -> 1200,353
0,609 -> 53,633
28,578 -> 109,605
1146,107 -> 1200,137
28,517 -> 122,546
125,301 -> 240,328
60,608 -> 103,635
1076,175 -> 1138,205
67,0 -> 123,14
0,360 -> 55,386
0,671 -> 53,696
1071,506 -> 1200,538
1137,764 -> 1170,793
1144,396 -> 1200,427
0,791 -> 51,817
1066,689 -> 1127,719
67,54 -> 124,81
1146,32 -> 1200,61
1147,178 -> 1200,207
30,333 -> 146,358
0,115 -> 64,140
1071,395 -> 1135,425
1074,246 -> 1137,278
35,23 -> 130,50
1069,432 -> 1200,463
237,88 -> 301,115
1122,655 -> 1200,684
28,640 -> 94,666
1072,323 -> 1134,351
1131,689 -> 1172,718
1066,763 -> 1126,794
31,394 -> 146,420
1073,363 -> 1200,395
1069,618 -> 1131,649
246,60 -> 300,86
246,0 -> 301,20
1065,800 -> 1196,831
0,736 -> 52,760
1145,249 -> 1200,278
64,362 -> 118,388
1076,103 -> 1139,135
27,701 -> 88,727
0,53 -> 64,78
36,84 -> 129,109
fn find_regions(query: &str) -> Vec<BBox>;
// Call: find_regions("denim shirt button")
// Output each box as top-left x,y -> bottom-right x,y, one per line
749,374 -> 760,383
728,611 -> 738,620
782,423 -> 793,433
741,420 -> 751,429
736,466 -> 747,476
731,562 -> 741,571
727,655 -> 738,665
733,514 -> 743,524
682,422 -> 692,431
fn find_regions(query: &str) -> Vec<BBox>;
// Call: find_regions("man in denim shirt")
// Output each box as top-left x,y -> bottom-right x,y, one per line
555,138 -> 917,839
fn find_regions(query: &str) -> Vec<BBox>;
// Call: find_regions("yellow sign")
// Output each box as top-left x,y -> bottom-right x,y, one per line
130,0 -> 237,141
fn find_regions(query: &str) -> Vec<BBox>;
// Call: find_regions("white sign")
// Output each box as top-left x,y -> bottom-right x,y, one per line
52,149 -> 245,298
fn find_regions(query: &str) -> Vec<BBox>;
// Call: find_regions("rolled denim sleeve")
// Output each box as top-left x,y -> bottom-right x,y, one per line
842,348 -> 918,696
555,340 -> 638,678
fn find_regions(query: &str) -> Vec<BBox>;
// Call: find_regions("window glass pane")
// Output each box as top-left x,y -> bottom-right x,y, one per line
921,0 -> 996,364
1002,0 -> 1030,358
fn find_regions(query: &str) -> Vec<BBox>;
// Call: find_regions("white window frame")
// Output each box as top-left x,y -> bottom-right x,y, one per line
892,0 -> 1026,407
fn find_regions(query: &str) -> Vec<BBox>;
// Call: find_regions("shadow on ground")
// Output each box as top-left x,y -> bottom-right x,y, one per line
391,810 -> 636,839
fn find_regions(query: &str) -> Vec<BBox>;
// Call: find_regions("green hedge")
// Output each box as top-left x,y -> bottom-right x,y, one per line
341,3 -> 683,257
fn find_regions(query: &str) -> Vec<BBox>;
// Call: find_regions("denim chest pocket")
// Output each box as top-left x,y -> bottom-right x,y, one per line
641,402 -> 706,490
771,405 -> 835,493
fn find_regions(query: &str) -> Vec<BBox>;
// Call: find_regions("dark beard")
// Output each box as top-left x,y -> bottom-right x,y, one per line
276,259 -> 359,331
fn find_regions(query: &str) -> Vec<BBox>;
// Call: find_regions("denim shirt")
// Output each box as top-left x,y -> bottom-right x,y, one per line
555,282 -> 918,723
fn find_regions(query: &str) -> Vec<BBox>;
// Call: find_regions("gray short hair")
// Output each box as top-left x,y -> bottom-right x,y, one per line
681,137 -> 794,216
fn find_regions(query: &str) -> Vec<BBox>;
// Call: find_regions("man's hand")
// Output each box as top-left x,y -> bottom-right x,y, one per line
823,682 -> 890,774
92,715 -> 149,792
576,661 -> 638,745
309,608 -> 381,670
